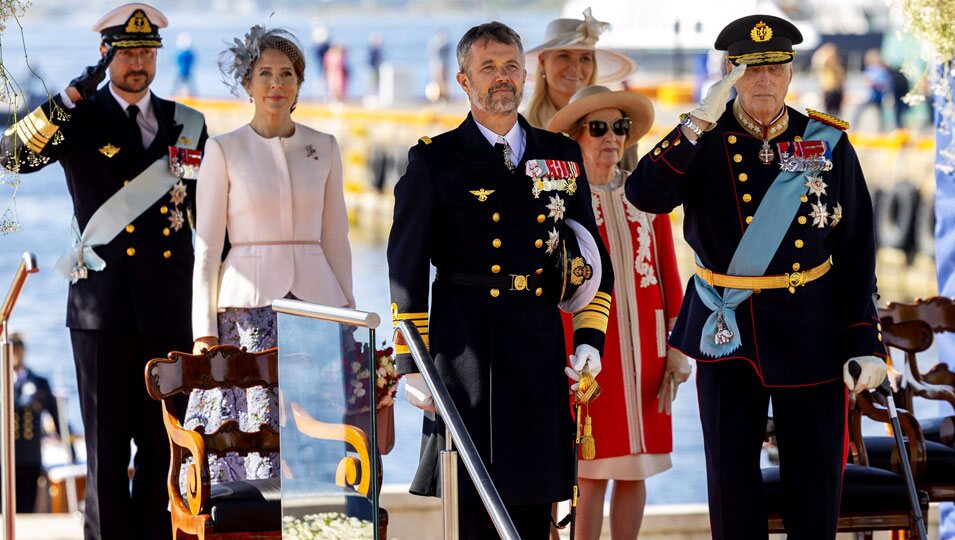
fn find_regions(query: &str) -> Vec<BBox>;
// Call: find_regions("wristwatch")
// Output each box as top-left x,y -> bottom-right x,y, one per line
679,113 -> 704,138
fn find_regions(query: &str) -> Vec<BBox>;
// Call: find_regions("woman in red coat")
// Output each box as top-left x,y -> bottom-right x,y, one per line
549,86 -> 691,539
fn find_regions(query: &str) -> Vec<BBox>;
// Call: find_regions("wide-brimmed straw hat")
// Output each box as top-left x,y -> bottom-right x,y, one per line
525,8 -> 636,85
547,85 -> 654,148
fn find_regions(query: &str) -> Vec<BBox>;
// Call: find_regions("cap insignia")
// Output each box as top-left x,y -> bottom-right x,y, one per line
125,10 -> 153,34
750,21 -> 773,43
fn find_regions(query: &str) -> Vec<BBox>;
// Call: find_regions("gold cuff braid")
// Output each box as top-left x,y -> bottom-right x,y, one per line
573,291 -> 611,333
10,106 -> 59,153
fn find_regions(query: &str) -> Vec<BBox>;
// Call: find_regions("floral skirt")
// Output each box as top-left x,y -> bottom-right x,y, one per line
183,300 -> 288,483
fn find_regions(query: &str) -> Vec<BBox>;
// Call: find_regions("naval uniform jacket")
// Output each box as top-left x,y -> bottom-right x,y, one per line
14,368 -> 60,467
388,113 -> 613,504
0,87 -> 208,334
626,101 -> 885,386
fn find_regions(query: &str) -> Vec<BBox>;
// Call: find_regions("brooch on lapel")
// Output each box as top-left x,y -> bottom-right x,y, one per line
99,144 -> 120,158
168,146 -> 202,180
469,188 -> 495,202
306,144 -> 319,160
525,159 -> 580,199
777,140 -> 833,172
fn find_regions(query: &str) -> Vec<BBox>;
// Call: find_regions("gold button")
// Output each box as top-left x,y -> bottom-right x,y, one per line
537,214 -> 546,223
490,288 -> 500,298
160,206 -> 169,214
125,224 -> 135,233
742,194 -> 752,203
535,288 -> 543,297
662,140 -> 670,148
877,323 -> 883,331
163,228 -> 171,236
535,268 -> 543,275
739,173 -> 748,182
798,216 -> 807,225
800,195 -> 808,203
733,154 -> 742,163
492,239 -> 502,248
126,247 -> 135,257
163,250 -> 172,259
878,333 -> 883,341
727,135 -> 737,144
653,148 -> 661,156
492,212 -> 500,222
674,139 -> 681,146
535,239 -> 543,248
794,136 -> 803,142
491,264 -> 501,274
792,263 -> 801,271
795,239 -> 804,248
745,216 -> 753,224
123,179 -> 130,186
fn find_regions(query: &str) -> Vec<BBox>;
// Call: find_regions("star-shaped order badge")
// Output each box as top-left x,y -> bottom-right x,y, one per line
545,227 -> 560,255
830,203 -> 843,227
168,208 -> 185,232
169,181 -> 187,207
804,175 -> 828,199
546,195 -> 565,221
810,202 -> 829,228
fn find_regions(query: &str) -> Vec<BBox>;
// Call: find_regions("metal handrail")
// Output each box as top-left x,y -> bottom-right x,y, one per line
1,252 -> 39,540
396,321 -> 519,540
271,299 -> 381,539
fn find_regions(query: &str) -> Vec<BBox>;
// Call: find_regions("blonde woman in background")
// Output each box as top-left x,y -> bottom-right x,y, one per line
524,8 -> 636,129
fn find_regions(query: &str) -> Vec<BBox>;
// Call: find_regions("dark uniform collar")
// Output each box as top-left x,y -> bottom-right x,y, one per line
733,99 -> 789,141
458,113 -> 548,168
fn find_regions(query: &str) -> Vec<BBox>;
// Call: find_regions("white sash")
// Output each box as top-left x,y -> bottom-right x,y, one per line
54,103 -> 203,282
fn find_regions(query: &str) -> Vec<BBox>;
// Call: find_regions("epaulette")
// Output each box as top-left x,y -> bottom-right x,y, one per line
806,109 -> 849,131
561,131 -> 570,137
419,136 -> 432,145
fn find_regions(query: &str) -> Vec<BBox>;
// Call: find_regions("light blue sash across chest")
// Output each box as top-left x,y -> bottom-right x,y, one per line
693,119 -> 842,357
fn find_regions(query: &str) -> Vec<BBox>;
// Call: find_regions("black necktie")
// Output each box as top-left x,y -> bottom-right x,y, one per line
494,140 -> 515,172
127,105 -> 144,153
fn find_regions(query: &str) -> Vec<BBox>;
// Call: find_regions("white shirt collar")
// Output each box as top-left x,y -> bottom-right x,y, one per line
109,83 -> 153,117
474,117 -> 525,164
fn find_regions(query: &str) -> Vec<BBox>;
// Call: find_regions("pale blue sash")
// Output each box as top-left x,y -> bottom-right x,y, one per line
54,103 -> 203,282
693,119 -> 842,357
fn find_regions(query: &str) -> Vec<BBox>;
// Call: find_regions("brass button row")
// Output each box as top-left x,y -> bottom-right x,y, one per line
127,248 -> 173,259
492,238 -> 502,248
739,173 -> 748,182
490,287 -> 543,297
733,154 -> 742,163
728,135 -> 737,144
492,212 -> 500,222
742,194 -> 752,203
798,216 -> 807,225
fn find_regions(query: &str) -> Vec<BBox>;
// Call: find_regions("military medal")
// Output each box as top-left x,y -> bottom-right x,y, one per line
777,140 -> 833,172
168,146 -> 202,179
525,159 -> 581,198
714,311 -> 734,345
758,141 -> 775,165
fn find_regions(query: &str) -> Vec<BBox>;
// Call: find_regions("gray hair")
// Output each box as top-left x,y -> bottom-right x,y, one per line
456,21 -> 524,74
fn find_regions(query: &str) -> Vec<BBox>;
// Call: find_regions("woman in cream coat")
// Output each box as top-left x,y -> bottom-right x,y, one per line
186,27 -> 353,483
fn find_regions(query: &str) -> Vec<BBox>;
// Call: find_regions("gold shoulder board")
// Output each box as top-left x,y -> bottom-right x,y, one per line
419,136 -> 432,145
806,109 -> 849,131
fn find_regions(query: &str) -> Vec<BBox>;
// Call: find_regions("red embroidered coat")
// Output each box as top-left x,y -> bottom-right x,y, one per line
564,179 -> 684,459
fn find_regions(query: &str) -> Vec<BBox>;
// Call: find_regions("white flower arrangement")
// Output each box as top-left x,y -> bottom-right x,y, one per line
283,512 -> 373,539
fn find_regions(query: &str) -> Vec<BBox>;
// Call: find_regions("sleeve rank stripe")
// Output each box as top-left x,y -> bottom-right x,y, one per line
13,107 -> 59,153
573,311 -> 610,333
577,304 -> 611,317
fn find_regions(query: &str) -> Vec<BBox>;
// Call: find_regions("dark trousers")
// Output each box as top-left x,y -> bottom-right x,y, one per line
71,330 -> 191,540
459,502 -> 551,540
15,463 -> 41,513
697,359 -> 848,540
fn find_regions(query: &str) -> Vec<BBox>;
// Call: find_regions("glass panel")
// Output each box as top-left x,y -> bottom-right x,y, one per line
278,313 -> 379,539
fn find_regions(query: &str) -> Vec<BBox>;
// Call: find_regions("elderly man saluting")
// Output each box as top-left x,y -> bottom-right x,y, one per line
627,14 -> 887,539
388,21 -> 613,540
0,4 -> 207,539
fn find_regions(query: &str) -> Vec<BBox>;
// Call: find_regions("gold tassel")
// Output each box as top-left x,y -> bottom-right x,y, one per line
580,408 -> 596,460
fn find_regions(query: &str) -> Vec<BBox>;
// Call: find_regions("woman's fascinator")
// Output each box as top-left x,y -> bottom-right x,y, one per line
218,25 -> 302,97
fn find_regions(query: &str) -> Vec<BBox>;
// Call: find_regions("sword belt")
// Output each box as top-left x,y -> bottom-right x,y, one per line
695,256 -> 833,291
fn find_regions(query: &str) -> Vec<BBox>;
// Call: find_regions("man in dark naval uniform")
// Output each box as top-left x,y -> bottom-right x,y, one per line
0,4 -> 207,538
388,21 -> 613,539
627,14 -> 887,540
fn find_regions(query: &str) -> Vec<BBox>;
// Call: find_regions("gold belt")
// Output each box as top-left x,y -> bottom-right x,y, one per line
695,256 -> 833,293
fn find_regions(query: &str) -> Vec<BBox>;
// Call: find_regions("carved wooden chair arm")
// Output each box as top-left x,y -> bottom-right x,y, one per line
907,378 -> 955,408
161,401 -> 211,517
856,391 -> 928,482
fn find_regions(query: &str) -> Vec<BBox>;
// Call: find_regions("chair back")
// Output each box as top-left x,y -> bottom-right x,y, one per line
145,345 -> 278,399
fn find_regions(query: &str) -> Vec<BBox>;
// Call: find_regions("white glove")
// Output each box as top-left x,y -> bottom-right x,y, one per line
657,349 -> 692,415
843,356 -> 888,394
403,373 -> 435,412
690,63 -> 747,127
565,344 -> 601,392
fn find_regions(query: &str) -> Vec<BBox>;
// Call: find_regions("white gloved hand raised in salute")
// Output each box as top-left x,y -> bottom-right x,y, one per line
843,356 -> 888,394
565,343 -> 601,392
688,63 -> 747,130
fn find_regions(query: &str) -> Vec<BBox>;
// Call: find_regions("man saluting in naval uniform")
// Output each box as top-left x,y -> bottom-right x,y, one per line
388,21 -> 613,539
0,4 -> 207,538
627,14 -> 887,539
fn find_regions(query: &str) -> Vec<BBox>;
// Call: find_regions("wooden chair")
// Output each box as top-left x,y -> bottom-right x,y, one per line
145,345 -> 281,540
764,387 -> 929,536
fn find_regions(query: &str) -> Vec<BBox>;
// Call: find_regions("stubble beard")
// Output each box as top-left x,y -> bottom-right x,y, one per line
476,83 -> 522,115
113,70 -> 154,94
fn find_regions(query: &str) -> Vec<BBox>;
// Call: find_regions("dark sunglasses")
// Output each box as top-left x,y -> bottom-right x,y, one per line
584,118 -> 631,137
